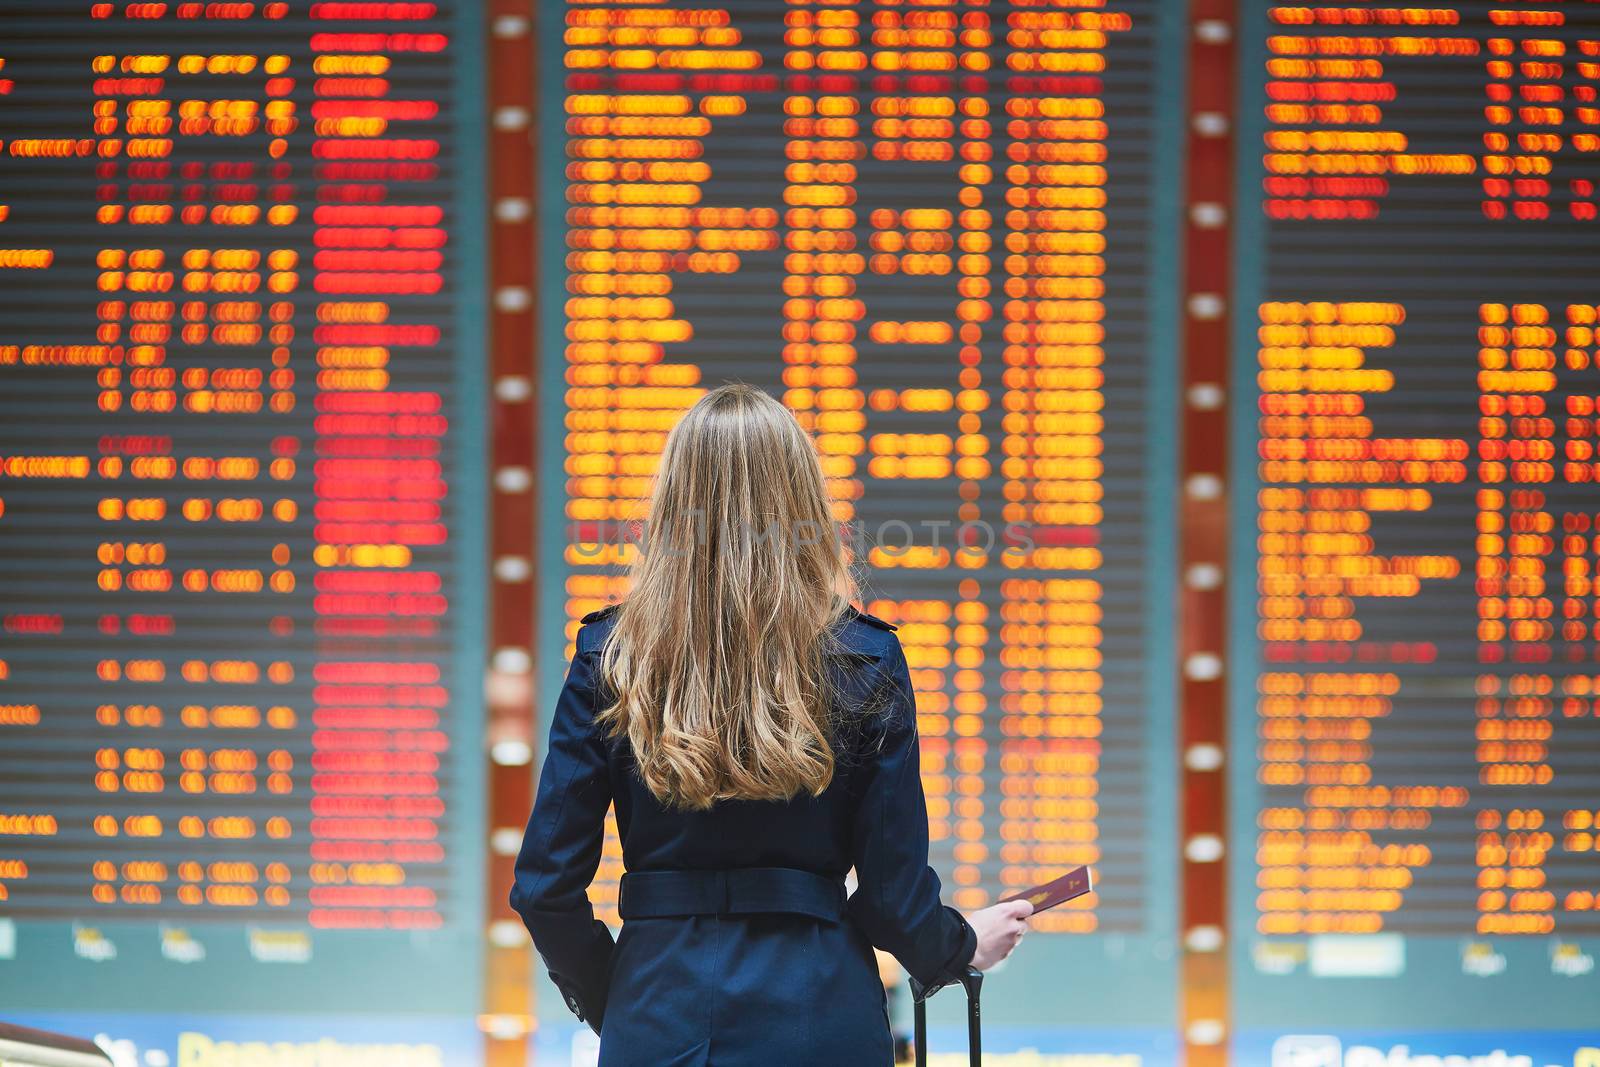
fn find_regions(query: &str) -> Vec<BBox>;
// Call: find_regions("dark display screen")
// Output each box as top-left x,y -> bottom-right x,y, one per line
0,0 -> 486,1034
537,1 -> 1184,1057
1231,2 -> 1600,1061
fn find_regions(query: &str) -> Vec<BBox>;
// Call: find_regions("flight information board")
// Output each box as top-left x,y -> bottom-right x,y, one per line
0,0 -> 486,1033
1231,1 -> 1600,1059
538,0 -> 1183,1056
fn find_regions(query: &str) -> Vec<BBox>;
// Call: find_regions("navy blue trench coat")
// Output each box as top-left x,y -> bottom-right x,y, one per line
509,604 -> 977,1066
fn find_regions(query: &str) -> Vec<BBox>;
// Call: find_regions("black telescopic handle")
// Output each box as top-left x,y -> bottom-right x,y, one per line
960,966 -> 983,1065
910,974 -> 929,1067
910,967 -> 984,1066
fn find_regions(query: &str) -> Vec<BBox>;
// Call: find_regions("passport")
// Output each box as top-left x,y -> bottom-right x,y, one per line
999,865 -> 1094,913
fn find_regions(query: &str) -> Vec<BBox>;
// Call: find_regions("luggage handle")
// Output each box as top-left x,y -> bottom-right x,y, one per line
909,966 -> 983,1067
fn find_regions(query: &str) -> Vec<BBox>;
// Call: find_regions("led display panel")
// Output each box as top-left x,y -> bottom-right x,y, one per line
1231,3 -> 1600,1061
538,2 -> 1186,1058
0,2 -> 487,1054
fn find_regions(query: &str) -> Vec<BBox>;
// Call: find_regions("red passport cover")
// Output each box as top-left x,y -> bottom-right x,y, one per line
999,865 -> 1094,912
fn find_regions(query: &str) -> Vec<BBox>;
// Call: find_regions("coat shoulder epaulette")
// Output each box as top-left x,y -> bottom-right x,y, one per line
846,604 -> 898,632
580,603 -> 621,625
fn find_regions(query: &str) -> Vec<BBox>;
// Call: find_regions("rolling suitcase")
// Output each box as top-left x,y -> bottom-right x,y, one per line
909,966 -> 983,1066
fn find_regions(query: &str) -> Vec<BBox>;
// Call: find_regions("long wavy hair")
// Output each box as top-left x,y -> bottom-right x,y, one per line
597,383 -> 854,810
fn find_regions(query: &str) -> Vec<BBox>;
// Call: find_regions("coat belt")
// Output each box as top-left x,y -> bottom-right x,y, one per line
618,867 -> 846,922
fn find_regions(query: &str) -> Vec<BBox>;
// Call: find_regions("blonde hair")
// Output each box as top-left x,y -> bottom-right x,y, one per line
597,384 -> 855,810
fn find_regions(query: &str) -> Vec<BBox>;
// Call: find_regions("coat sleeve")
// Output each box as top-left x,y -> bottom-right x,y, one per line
846,636 -> 977,991
508,641 -> 615,1035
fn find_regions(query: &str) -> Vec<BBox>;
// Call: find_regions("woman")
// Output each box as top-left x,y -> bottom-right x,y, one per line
510,383 -> 1032,1065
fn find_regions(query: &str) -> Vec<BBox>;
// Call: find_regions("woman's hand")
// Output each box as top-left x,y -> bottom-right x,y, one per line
965,899 -> 1034,971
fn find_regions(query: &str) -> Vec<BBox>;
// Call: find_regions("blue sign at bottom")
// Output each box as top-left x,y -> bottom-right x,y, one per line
1236,1030 -> 1600,1067
2,1013 -> 483,1067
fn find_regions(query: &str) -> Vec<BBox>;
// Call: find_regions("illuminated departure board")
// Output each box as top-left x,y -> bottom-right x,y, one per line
538,0 -> 1183,1053
0,0 -> 486,1027
1231,0 -> 1600,1056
